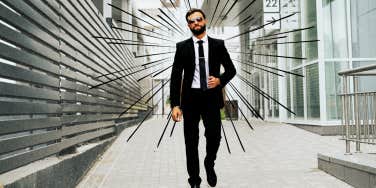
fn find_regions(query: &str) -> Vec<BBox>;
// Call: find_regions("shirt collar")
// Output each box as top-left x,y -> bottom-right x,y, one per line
192,34 -> 208,44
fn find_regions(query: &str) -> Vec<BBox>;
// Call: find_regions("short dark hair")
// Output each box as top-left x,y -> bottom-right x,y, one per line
185,9 -> 206,22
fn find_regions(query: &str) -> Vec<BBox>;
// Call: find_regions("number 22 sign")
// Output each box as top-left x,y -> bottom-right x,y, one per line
263,0 -> 280,13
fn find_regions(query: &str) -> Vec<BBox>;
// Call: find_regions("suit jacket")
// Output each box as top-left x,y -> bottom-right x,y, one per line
170,36 -> 236,109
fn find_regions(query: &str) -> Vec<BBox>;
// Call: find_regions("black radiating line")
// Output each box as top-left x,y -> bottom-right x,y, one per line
242,65 -> 284,77
253,39 -> 320,46
226,13 -> 297,40
226,92 -> 254,130
90,66 -> 151,89
232,59 -> 304,77
157,112 -> 173,148
224,100 -> 246,152
108,3 -> 167,32
108,42 -> 174,48
167,109 -> 172,120
169,121 -> 177,137
95,58 -> 169,79
112,26 -> 174,42
144,80 -> 171,104
229,82 -> 263,120
137,68 -> 164,82
138,9 -> 174,33
228,82 -> 260,119
240,71 -> 271,100
221,123 -> 231,154
237,75 -> 296,115
230,51 -> 307,60
237,14 -> 253,26
93,36 -> 160,45
250,26 -> 315,40
157,15 -> 185,36
158,8 -> 185,33
153,65 -> 173,77
187,0 -> 192,9
115,19 -> 169,37
209,0 -> 221,27
127,109 -> 153,142
231,0 -> 256,21
255,36 -> 288,42
212,0 -> 230,27
168,0 -> 177,9
217,0 -> 239,26
160,0 -> 185,28
136,51 -> 175,58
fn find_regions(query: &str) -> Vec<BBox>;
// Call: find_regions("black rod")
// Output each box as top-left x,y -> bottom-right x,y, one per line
137,65 -> 172,82
111,26 -> 174,42
169,121 -> 177,137
250,26 -> 315,41
233,59 -> 304,77
115,19 -> 169,37
226,13 -> 297,40
157,15 -> 185,36
95,58 -> 169,79
212,0 -> 230,27
228,82 -> 263,120
126,108 -> 153,142
237,14 -> 253,26
237,75 -> 296,115
242,65 -> 284,77
158,8 -> 185,33
230,0 -> 256,21
137,9 -> 173,34
167,109 -> 172,120
157,111 -> 173,148
226,92 -> 254,130
168,0 -> 177,9
253,39 -> 320,46
136,51 -> 175,58
224,100 -> 246,152
144,80 -> 171,104
230,51 -> 307,60
221,123 -> 231,154
153,65 -> 173,77
93,36 -> 160,45
209,0 -> 221,27
217,0 -> 239,26
108,42 -> 174,48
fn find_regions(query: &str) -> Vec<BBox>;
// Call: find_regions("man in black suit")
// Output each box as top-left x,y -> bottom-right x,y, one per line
170,9 -> 236,188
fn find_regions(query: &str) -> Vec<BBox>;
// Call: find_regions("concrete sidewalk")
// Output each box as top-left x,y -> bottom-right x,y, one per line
77,116 -> 352,188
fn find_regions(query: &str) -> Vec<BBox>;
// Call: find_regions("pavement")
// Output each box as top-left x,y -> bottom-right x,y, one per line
76,116 -> 352,188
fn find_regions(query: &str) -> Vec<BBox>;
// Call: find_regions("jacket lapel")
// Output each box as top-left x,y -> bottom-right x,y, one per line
187,38 -> 195,68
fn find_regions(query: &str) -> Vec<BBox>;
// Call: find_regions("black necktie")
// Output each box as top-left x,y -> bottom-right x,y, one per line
197,40 -> 207,91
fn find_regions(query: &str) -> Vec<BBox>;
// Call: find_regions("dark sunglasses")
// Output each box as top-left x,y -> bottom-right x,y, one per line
188,17 -> 203,24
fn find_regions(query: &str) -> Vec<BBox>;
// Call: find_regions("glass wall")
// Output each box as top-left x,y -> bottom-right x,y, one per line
303,0 -> 318,61
351,0 -> 376,58
306,64 -> 320,119
292,69 -> 304,118
323,0 -> 348,58
325,61 -> 348,120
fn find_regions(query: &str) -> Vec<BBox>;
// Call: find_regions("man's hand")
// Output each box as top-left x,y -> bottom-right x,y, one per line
208,76 -> 220,89
172,106 -> 182,122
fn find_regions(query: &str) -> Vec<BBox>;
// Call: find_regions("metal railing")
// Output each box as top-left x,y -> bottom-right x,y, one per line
339,64 -> 376,153
0,0 -> 147,174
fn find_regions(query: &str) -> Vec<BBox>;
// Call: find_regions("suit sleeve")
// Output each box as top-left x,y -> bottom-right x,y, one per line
170,43 -> 183,108
218,40 -> 236,88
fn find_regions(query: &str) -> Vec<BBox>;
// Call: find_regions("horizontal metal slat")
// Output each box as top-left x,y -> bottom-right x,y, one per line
0,16 -> 59,61
0,101 -> 61,115
0,82 -> 60,101
62,127 -> 115,149
0,63 -> 59,88
0,130 -> 62,155
62,121 -> 114,136
0,42 -> 59,75
61,104 -> 123,113
0,117 -> 61,135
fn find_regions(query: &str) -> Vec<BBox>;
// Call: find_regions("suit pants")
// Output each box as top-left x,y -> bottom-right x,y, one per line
183,88 -> 222,186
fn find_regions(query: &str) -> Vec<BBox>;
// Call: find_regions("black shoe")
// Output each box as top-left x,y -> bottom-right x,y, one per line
205,164 -> 217,187
190,184 -> 200,188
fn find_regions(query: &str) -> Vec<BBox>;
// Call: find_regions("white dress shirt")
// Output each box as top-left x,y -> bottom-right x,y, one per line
191,34 -> 209,89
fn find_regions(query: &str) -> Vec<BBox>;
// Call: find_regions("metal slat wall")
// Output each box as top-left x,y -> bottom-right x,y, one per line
0,0 -> 146,174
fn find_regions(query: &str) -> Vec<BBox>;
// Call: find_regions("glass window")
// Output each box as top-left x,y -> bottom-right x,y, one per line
353,61 -> 376,92
303,0 -> 318,61
291,32 -> 303,67
351,0 -> 376,58
287,74 -> 292,118
292,69 -> 304,118
323,0 -> 348,58
325,61 -> 348,120
306,64 -> 320,119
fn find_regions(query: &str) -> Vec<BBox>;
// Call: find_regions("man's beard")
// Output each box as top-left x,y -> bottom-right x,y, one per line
190,25 -> 206,35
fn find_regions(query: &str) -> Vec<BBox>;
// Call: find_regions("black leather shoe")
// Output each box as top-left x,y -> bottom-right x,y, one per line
190,184 -> 200,188
205,165 -> 217,187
